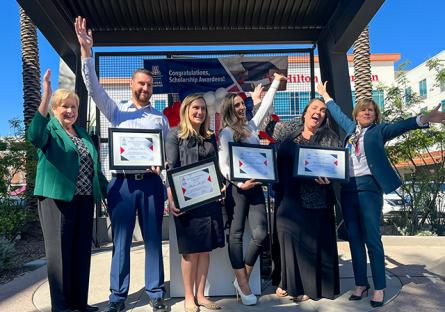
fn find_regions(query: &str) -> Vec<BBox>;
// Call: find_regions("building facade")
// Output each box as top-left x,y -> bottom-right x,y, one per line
399,50 -> 445,114
274,53 -> 400,121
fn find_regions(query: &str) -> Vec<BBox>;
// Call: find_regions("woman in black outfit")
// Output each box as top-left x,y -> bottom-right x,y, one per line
166,94 -> 225,312
274,98 -> 340,302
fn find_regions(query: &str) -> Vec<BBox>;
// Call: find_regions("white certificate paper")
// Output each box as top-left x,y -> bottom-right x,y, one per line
119,137 -> 154,161
294,146 -> 348,181
109,128 -> 164,170
168,158 -> 222,211
230,143 -> 277,183
238,151 -> 269,177
179,168 -> 214,201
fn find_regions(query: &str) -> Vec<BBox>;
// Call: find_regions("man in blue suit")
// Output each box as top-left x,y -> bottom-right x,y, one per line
75,17 -> 169,312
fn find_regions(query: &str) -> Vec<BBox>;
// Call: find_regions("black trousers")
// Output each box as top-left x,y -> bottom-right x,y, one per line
225,184 -> 268,269
38,195 -> 94,312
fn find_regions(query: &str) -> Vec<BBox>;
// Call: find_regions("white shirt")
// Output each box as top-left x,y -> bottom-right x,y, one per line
349,127 -> 371,177
218,79 -> 280,181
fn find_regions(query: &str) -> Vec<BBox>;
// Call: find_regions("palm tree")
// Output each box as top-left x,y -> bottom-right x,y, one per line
352,25 -> 372,101
19,6 -> 40,209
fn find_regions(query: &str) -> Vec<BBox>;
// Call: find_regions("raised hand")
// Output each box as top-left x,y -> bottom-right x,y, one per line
251,83 -> 264,105
38,69 -> 52,116
422,103 -> 445,124
43,69 -> 51,99
273,72 -> 288,81
74,16 -> 93,58
316,81 -> 329,98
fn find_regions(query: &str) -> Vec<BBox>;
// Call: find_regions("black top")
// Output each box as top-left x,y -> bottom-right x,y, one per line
165,128 -> 217,170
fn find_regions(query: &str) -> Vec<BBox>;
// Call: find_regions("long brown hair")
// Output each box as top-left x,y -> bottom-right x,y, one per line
220,93 -> 249,142
178,94 -> 212,140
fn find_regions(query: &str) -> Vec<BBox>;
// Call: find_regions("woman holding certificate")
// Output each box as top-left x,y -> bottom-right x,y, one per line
166,94 -> 225,312
27,69 -> 107,312
273,98 -> 340,302
317,82 -> 445,307
218,73 -> 287,305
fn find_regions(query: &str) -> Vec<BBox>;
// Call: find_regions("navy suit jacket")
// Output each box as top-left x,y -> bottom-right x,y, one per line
326,100 -> 427,194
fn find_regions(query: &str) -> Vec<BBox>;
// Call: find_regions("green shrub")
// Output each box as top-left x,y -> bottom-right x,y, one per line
0,200 -> 32,241
0,237 -> 15,271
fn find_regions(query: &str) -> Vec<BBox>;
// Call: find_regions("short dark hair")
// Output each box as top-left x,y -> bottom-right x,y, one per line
132,68 -> 153,79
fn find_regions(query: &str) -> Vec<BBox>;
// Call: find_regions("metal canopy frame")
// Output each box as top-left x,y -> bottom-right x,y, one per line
17,0 -> 385,126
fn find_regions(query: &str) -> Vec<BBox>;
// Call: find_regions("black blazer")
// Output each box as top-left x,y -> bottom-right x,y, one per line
165,127 -> 217,173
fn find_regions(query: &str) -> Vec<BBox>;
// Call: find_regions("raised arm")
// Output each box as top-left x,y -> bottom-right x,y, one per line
317,81 -> 356,133
75,16 -> 118,123
421,103 -> 445,124
251,73 -> 287,128
38,69 -> 51,117
27,69 -> 52,148
381,103 -> 445,142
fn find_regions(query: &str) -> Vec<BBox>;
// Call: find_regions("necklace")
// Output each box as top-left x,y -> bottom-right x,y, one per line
64,128 -> 77,138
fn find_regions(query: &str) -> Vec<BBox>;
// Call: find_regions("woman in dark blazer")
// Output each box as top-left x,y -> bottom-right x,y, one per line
166,94 -> 225,312
27,69 -> 107,312
273,98 -> 340,302
317,82 -> 445,307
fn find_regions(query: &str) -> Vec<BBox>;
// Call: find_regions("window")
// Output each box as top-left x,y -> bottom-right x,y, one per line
419,79 -> 427,98
273,91 -> 312,121
404,87 -> 412,103
351,90 -> 384,109
153,99 -> 167,111
372,90 -> 385,109
441,100 -> 445,112
273,92 -> 292,121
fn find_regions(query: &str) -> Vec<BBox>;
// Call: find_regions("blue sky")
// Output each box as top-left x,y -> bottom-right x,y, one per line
1,0 -> 444,135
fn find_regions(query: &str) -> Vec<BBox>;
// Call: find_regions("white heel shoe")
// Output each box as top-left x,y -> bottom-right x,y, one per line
233,279 -> 257,306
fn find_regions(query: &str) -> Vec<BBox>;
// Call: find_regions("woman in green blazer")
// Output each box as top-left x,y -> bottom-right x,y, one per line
27,69 -> 107,312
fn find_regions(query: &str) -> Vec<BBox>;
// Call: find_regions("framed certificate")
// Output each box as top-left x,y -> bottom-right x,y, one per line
293,145 -> 349,181
167,157 -> 223,212
229,142 -> 278,183
108,128 -> 164,170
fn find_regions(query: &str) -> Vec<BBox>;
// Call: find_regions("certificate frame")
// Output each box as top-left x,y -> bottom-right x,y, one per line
293,145 -> 349,182
229,142 -> 278,183
167,157 -> 223,212
108,128 -> 164,170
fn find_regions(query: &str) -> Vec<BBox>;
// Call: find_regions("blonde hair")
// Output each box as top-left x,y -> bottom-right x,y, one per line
178,94 -> 212,140
352,98 -> 381,124
51,89 -> 79,109
220,93 -> 248,142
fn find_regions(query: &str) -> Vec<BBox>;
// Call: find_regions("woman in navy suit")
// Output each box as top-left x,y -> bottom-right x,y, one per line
317,82 -> 445,307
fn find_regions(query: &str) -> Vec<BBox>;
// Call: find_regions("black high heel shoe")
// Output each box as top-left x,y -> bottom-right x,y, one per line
349,285 -> 370,301
370,291 -> 385,307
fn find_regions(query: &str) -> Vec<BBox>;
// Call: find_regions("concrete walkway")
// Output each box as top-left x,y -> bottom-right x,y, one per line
1,237 -> 445,312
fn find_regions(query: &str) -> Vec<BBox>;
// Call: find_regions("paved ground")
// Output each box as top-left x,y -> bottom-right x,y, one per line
1,236 -> 445,312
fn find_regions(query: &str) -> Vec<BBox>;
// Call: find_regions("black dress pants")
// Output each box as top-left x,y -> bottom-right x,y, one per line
38,195 -> 94,312
225,184 -> 268,269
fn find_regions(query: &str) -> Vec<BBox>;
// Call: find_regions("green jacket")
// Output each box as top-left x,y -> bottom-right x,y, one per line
27,112 -> 108,201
